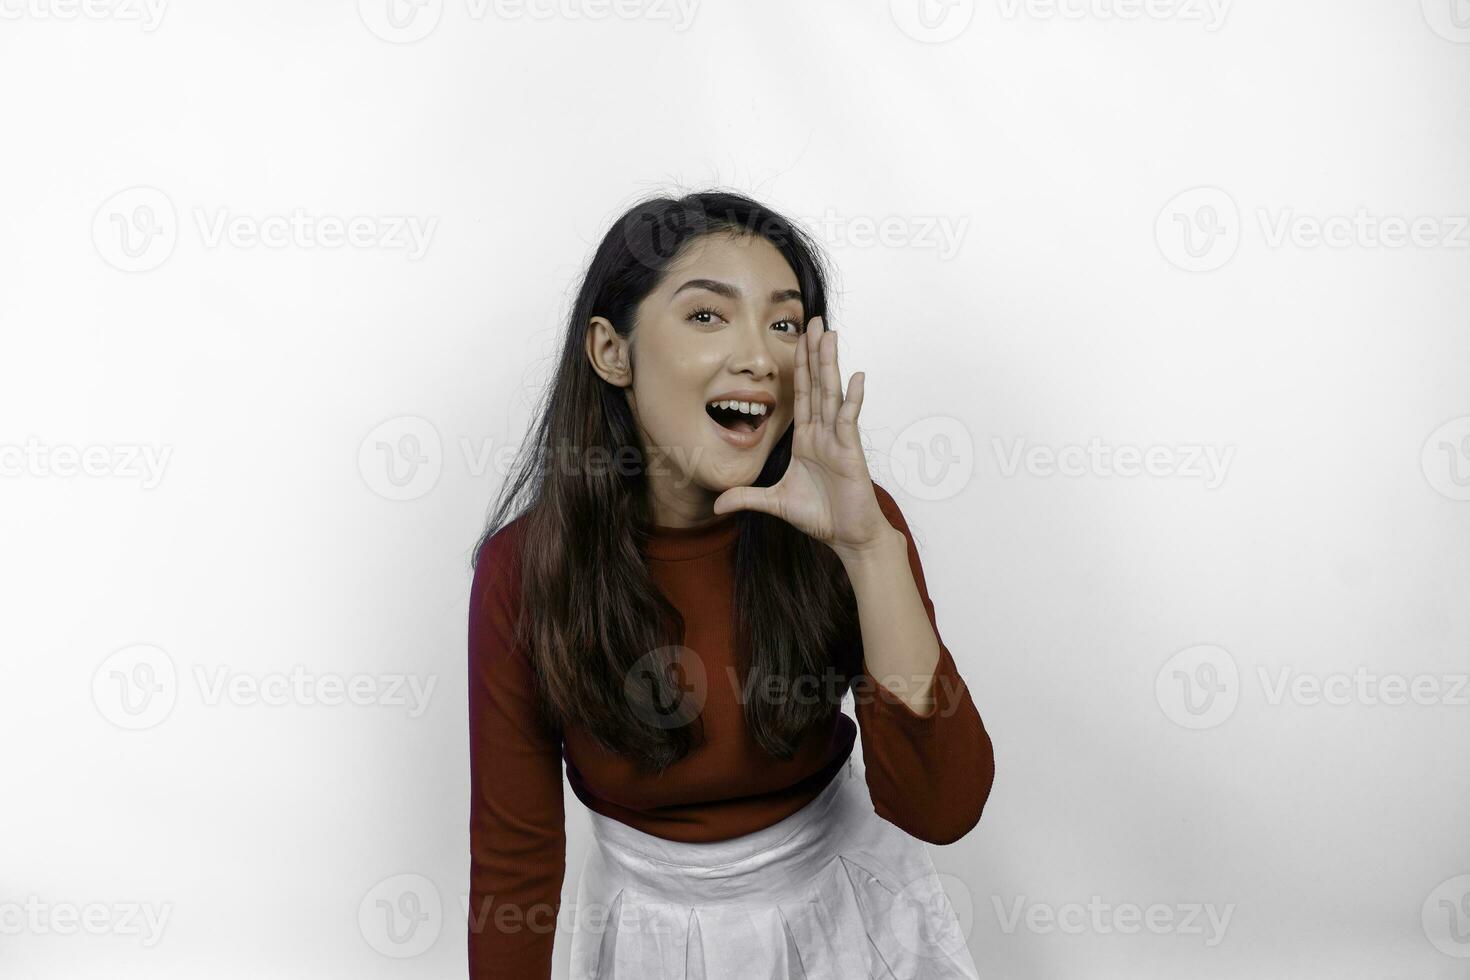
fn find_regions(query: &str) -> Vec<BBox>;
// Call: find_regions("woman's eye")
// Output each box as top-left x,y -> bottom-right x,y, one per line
686,308 -> 801,333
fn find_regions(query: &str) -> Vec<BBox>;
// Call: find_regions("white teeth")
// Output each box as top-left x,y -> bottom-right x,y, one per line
707,399 -> 768,417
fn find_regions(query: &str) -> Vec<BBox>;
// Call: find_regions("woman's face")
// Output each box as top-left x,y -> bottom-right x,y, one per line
587,231 -> 806,526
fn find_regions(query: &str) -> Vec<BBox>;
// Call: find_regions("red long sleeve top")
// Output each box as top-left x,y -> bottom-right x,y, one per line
466,483 -> 995,979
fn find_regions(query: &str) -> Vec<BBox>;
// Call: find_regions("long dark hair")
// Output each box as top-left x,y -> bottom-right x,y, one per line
472,190 -> 860,773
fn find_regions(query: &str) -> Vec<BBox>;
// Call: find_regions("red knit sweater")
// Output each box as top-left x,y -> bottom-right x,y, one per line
467,483 -> 995,978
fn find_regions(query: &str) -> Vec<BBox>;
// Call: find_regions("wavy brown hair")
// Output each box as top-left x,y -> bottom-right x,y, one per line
471,190 -> 861,773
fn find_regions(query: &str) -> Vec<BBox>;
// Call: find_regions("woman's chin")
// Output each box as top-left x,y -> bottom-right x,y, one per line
694,463 -> 765,496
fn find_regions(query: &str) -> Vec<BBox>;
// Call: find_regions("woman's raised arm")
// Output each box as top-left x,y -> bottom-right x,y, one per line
847,484 -> 997,846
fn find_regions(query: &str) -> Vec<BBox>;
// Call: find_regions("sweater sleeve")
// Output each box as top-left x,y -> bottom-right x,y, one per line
468,525 -> 566,979
849,484 -> 996,846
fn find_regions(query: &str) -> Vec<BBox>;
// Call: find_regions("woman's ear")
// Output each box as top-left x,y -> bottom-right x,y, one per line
585,316 -> 632,387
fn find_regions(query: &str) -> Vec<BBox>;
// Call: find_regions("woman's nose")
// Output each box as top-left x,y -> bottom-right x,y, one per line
728,320 -> 777,377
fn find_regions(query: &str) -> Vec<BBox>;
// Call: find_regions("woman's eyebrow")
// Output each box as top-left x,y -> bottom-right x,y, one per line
671,279 -> 803,305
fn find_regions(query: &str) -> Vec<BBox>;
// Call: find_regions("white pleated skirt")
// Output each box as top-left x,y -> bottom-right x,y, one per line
567,753 -> 981,979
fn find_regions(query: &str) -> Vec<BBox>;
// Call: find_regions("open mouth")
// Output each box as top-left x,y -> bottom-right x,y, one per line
705,400 -> 771,435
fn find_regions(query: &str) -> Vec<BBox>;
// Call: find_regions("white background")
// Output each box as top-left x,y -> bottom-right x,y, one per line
2,0 -> 1469,977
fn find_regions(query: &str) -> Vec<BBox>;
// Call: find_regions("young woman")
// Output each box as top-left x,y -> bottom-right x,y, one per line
467,191 -> 995,979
